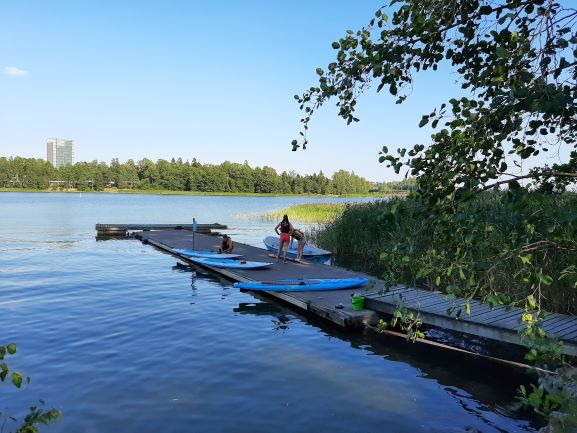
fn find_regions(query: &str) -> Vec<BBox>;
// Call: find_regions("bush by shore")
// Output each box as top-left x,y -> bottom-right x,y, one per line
315,191 -> 577,315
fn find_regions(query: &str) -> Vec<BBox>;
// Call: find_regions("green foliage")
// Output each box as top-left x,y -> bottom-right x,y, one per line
15,404 -> 61,433
0,342 -> 27,388
317,191 -> 577,314
518,368 -> 577,432
377,304 -> 425,342
0,343 -> 60,432
294,0 -> 577,200
370,177 -> 417,194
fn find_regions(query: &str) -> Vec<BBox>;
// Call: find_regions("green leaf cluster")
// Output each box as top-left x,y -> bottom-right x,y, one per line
0,342 -> 26,388
294,0 -> 577,200
1,343 -> 60,432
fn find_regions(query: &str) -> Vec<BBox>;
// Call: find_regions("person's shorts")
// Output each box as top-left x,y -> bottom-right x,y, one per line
280,233 -> 290,242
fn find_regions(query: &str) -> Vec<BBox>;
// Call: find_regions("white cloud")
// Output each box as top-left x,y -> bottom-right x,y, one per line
4,66 -> 29,77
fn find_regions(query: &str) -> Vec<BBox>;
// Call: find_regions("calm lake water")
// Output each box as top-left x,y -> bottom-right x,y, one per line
0,192 -> 538,433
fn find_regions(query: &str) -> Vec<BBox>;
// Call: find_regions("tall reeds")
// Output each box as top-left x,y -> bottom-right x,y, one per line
261,203 -> 346,223
316,192 -> 577,315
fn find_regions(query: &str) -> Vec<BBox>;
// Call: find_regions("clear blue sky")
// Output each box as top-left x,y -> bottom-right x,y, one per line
0,1 -> 470,182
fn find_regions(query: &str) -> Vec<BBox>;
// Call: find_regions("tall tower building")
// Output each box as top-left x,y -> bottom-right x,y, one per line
47,138 -> 75,168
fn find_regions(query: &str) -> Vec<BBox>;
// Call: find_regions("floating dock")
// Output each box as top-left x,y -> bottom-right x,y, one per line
96,223 -> 227,237
115,227 -> 577,358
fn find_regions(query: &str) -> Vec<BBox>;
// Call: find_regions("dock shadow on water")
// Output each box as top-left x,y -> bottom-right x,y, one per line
219,288 -> 543,433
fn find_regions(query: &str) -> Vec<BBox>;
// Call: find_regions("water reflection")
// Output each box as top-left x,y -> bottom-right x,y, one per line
234,295 -> 541,431
96,234 -> 129,241
234,301 -> 285,316
172,261 -> 236,302
234,302 -> 293,331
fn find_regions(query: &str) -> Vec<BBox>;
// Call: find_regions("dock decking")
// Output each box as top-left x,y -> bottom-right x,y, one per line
131,228 -> 577,357
96,223 -> 227,237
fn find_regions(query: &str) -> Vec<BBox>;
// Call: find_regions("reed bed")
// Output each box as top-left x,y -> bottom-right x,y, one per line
260,203 -> 346,224
315,193 -> 577,315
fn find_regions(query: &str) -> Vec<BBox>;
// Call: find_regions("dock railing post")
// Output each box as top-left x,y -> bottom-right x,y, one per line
192,218 -> 197,250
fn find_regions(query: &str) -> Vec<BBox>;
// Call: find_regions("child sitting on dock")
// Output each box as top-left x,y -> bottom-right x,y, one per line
218,234 -> 234,253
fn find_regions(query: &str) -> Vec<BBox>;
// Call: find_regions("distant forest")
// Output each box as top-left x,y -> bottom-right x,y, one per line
0,156 -> 416,195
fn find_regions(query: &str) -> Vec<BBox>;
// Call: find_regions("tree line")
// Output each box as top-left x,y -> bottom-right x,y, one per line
0,156 -> 412,195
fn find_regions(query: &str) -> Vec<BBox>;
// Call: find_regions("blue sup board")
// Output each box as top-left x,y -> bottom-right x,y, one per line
187,256 -> 273,270
172,249 -> 243,259
234,277 -> 368,292
263,236 -> 331,260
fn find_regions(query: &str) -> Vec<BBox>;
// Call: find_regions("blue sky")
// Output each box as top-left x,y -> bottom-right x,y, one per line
0,1 -> 489,182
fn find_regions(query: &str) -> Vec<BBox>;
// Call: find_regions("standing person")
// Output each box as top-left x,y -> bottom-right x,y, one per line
218,234 -> 234,253
290,228 -> 307,262
274,214 -> 293,260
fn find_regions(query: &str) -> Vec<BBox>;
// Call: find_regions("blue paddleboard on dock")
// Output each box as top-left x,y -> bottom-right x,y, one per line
234,277 -> 368,292
172,249 -> 243,259
187,256 -> 273,270
263,236 -> 331,261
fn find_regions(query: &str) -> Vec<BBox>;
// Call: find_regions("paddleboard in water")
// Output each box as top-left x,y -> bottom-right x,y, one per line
172,249 -> 243,259
187,256 -> 273,269
267,253 -> 306,264
234,277 -> 368,292
263,236 -> 331,260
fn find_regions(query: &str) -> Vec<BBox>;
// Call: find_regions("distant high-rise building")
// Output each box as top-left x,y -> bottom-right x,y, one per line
47,138 -> 75,168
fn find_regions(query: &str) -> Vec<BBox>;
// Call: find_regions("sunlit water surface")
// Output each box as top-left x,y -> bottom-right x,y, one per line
0,193 -> 538,433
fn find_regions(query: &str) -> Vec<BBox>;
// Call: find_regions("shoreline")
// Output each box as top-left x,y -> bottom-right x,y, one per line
0,188 -> 408,199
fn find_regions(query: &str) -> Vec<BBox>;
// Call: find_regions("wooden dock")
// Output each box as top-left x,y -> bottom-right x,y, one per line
95,223 -> 227,237
132,229 -> 577,357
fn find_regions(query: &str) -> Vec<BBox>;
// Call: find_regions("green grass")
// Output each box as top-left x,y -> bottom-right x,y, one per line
261,203 -> 347,223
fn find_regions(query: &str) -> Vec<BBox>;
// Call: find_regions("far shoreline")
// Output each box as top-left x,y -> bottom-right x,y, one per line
0,188 -> 408,199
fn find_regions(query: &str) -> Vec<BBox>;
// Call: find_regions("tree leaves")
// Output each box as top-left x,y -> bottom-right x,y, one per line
7,343 -> 16,355
495,46 -> 508,58
293,0 -> 577,200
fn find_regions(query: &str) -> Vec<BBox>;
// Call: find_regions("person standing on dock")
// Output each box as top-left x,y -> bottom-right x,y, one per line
274,214 -> 293,261
218,234 -> 234,253
290,228 -> 306,262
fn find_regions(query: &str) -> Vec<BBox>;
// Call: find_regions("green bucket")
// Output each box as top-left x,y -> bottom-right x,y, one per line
351,295 -> 364,311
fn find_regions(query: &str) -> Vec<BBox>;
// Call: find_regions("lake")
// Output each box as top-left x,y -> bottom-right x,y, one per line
0,192 -> 538,433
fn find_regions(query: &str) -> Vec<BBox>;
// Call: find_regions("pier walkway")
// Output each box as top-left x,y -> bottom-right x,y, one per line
132,228 -> 577,357
96,223 -> 226,237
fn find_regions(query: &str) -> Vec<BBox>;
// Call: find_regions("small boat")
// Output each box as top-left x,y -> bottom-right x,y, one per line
234,277 -> 368,292
263,236 -> 331,260
187,256 -> 273,270
172,249 -> 243,259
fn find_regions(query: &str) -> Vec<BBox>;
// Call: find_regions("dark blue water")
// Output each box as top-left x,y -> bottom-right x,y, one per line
0,193 -> 537,433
